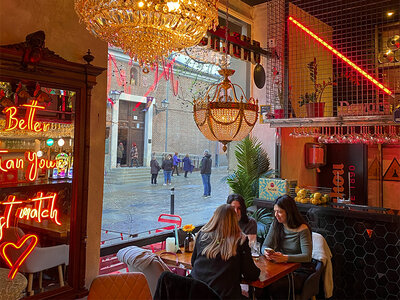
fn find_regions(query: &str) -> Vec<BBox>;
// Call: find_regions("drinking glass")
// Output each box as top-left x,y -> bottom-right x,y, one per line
250,241 -> 261,257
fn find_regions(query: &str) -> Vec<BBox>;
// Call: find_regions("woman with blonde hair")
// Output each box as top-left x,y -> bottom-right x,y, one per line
191,204 -> 260,299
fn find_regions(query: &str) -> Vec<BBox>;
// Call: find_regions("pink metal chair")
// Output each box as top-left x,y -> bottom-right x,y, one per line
143,214 -> 182,253
156,214 -> 182,232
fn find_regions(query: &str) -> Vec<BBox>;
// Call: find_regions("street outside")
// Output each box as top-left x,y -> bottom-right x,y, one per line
101,167 -> 230,246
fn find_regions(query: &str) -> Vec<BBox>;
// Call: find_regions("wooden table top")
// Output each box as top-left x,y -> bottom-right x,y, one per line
247,256 -> 300,288
156,248 -> 193,269
156,248 -> 300,288
17,217 -> 70,238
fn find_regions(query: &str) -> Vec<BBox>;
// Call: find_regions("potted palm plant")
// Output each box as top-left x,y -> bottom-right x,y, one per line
299,57 -> 335,118
226,136 -> 271,207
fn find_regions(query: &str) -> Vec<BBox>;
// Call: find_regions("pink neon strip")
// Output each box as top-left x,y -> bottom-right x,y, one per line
288,16 -> 392,96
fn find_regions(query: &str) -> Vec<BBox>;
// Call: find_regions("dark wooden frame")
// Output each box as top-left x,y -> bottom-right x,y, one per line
0,32 -> 104,299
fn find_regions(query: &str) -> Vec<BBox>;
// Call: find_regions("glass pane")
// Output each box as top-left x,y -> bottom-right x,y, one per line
0,81 -> 74,296
101,46 -> 245,251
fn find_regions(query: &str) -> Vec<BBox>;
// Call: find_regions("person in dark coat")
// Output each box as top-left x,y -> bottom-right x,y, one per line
200,149 -> 212,197
154,271 -> 221,300
150,155 -> 161,184
172,152 -> 181,176
191,204 -> 260,299
161,154 -> 173,185
182,154 -> 193,178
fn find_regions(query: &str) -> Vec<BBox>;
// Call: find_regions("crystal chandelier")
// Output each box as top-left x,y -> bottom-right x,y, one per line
193,69 -> 259,152
74,0 -> 219,67
184,45 -> 231,67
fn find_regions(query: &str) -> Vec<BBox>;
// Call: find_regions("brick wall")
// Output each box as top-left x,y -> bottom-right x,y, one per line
107,49 -> 227,161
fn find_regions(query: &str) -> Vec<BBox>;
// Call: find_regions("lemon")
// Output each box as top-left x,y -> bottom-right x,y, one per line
297,189 -> 307,198
313,192 -> 322,200
300,198 -> 309,204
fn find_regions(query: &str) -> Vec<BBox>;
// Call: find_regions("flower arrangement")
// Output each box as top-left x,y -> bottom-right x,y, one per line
299,57 -> 336,107
183,224 -> 196,252
182,224 -> 195,233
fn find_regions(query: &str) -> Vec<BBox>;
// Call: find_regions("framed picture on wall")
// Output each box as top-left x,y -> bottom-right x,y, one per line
260,105 -> 272,123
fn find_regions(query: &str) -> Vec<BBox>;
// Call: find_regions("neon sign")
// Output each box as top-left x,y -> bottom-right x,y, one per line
2,100 -> 51,132
288,16 -> 393,96
0,234 -> 38,279
0,192 -> 61,279
0,150 -> 56,182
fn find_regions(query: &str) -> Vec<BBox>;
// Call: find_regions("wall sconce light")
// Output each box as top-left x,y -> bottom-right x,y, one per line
154,99 -> 169,115
108,90 -> 121,104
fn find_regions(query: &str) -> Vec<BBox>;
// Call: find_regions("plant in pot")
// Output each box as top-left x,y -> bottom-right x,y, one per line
226,136 -> 271,207
299,57 -> 335,118
250,208 -> 274,244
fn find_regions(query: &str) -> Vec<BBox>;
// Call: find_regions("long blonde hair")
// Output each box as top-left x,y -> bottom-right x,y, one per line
199,204 -> 242,261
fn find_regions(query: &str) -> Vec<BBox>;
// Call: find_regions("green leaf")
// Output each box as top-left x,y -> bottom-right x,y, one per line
227,136 -> 271,207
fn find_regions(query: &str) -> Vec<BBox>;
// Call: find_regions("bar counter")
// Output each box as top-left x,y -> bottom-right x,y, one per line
254,199 -> 400,299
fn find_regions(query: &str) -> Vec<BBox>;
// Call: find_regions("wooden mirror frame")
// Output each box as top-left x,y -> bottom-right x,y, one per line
0,31 -> 105,299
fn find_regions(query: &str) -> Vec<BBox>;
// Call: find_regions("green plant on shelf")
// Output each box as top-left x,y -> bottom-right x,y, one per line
299,57 -> 335,107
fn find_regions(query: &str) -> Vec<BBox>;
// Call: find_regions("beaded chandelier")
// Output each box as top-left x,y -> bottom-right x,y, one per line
193,69 -> 259,152
74,0 -> 219,67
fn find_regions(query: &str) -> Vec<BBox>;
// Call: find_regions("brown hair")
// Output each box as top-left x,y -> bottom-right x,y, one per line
199,204 -> 242,260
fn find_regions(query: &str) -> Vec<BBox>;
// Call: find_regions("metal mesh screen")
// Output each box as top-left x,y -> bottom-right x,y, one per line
264,0 -> 399,121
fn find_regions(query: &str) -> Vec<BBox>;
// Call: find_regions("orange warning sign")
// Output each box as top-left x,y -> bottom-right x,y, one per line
383,158 -> 400,181
368,158 -> 380,179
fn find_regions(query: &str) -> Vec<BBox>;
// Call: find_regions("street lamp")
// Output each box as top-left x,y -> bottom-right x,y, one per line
108,90 -> 122,168
154,98 -> 169,114
154,98 -> 169,152
109,90 -> 121,104
153,80 -> 170,152
162,99 -> 169,153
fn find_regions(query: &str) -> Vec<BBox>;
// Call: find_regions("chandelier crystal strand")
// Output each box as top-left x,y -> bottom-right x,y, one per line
75,0 -> 219,67
193,0 -> 258,152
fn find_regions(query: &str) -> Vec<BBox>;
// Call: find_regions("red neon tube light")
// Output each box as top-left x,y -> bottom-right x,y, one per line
288,16 -> 392,96
0,234 -> 38,279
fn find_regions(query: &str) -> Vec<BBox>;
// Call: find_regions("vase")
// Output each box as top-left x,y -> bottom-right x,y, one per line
305,102 -> 325,118
184,232 -> 195,253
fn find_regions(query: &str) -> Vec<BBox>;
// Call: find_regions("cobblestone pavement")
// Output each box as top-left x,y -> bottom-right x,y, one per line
101,167 -> 230,245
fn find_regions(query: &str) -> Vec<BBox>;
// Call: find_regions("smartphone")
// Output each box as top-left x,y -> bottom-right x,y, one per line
264,247 -> 275,255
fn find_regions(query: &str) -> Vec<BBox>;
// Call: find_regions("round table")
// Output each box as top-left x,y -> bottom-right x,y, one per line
0,268 -> 27,300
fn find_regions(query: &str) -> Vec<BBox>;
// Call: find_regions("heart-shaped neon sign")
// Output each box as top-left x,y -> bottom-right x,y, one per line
0,234 -> 38,279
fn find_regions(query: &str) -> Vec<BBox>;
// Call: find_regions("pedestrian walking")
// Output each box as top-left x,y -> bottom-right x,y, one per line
150,155 -> 161,184
130,143 -> 139,167
200,150 -> 212,197
117,142 -> 124,167
182,154 -> 193,178
161,154 -> 173,185
172,152 -> 181,176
